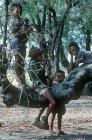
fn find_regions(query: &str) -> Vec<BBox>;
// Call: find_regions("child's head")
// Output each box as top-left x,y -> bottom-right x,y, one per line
54,70 -> 65,83
29,46 -> 43,61
69,42 -> 80,56
10,2 -> 22,18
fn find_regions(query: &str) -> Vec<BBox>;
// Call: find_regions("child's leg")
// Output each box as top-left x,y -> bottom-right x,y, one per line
49,112 -> 56,133
43,90 -> 55,119
57,113 -> 65,135
57,113 -> 62,131
35,107 -> 46,122
40,90 -> 55,129
15,54 -> 25,84
10,38 -> 25,85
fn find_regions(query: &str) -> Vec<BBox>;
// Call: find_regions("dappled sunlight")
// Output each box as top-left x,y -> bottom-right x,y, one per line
7,69 -> 32,88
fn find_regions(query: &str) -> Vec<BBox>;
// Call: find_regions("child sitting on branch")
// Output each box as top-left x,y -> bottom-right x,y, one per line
69,42 -> 92,71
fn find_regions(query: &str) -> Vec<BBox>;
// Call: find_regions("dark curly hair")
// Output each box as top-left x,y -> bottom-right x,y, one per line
55,70 -> 65,77
69,42 -> 80,54
10,2 -> 22,11
69,42 -> 78,48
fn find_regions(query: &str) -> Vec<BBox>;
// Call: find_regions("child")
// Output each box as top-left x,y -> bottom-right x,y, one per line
29,46 -> 55,128
9,2 -> 33,87
49,70 -> 66,135
33,68 -> 53,129
69,42 -> 92,70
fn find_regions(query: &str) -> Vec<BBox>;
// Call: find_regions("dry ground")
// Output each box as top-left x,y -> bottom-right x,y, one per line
0,96 -> 92,140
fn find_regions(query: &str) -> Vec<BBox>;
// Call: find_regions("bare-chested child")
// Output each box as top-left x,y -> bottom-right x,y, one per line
49,70 -> 66,135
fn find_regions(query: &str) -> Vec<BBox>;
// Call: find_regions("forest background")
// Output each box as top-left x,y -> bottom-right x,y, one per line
0,0 -> 92,92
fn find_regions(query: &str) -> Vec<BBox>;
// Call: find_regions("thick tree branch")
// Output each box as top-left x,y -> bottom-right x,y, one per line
2,64 -> 92,107
32,19 -> 41,32
49,7 -> 57,26
42,5 -> 46,29
36,14 -> 41,27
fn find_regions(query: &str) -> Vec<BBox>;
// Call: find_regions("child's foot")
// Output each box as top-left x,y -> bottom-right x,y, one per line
41,116 -> 49,130
49,130 -> 55,136
33,122 -> 49,130
33,117 -> 40,126
35,117 -> 40,123
56,130 -> 65,135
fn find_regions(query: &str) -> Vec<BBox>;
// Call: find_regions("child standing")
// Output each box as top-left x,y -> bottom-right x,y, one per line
69,42 -> 92,70
9,2 -> 33,88
49,70 -> 66,135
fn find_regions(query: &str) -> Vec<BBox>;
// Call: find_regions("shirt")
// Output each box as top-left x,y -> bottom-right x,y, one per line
28,58 -> 47,89
9,16 -> 29,43
75,51 -> 92,64
53,80 -> 59,88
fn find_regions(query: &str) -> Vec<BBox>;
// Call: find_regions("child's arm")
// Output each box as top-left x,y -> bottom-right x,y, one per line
14,27 -> 33,39
68,54 -> 75,72
9,20 -> 33,40
70,54 -> 73,69
74,60 -> 80,67
74,51 -> 85,66
68,55 -> 80,72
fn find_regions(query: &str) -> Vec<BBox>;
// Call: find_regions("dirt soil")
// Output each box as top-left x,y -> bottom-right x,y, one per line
0,96 -> 92,140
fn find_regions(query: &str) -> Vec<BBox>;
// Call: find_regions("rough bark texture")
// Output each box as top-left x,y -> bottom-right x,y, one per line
1,64 -> 92,108
82,81 -> 92,96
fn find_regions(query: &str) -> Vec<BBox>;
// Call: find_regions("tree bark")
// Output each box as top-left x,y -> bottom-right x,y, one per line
82,81 -> 92,96
2,0 -> 9,77
3,0 -> 9,47
2,63 -> 92,108
86,29 -> 91,51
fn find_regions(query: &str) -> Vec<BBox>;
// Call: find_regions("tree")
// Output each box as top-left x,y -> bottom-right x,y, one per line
0,0 -> 92,97
22,0 -> 80,72
63,0 -> 92,51
2,63 -> 92,107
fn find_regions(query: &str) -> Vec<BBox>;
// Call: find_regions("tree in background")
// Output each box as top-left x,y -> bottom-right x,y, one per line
0,0 -> 92,86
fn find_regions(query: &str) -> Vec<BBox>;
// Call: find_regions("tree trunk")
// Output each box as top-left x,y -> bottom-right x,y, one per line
86,29 -> 91,51
59,45 -> 69,68
82,81 -> 92,96
2,63 -> 92,108
3,0 -> 9,47
0,45 -> 3,85
2,0 -> 9,77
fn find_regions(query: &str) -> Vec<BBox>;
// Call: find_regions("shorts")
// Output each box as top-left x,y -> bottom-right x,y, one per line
10,38 -> 26,58
35,88 -> 48,95
53,102 -> 66,115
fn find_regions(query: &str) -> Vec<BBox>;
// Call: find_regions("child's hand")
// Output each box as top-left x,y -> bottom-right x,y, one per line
26,26 -> 33,34
49,74 -> 54,80
24,18 -> 29,24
